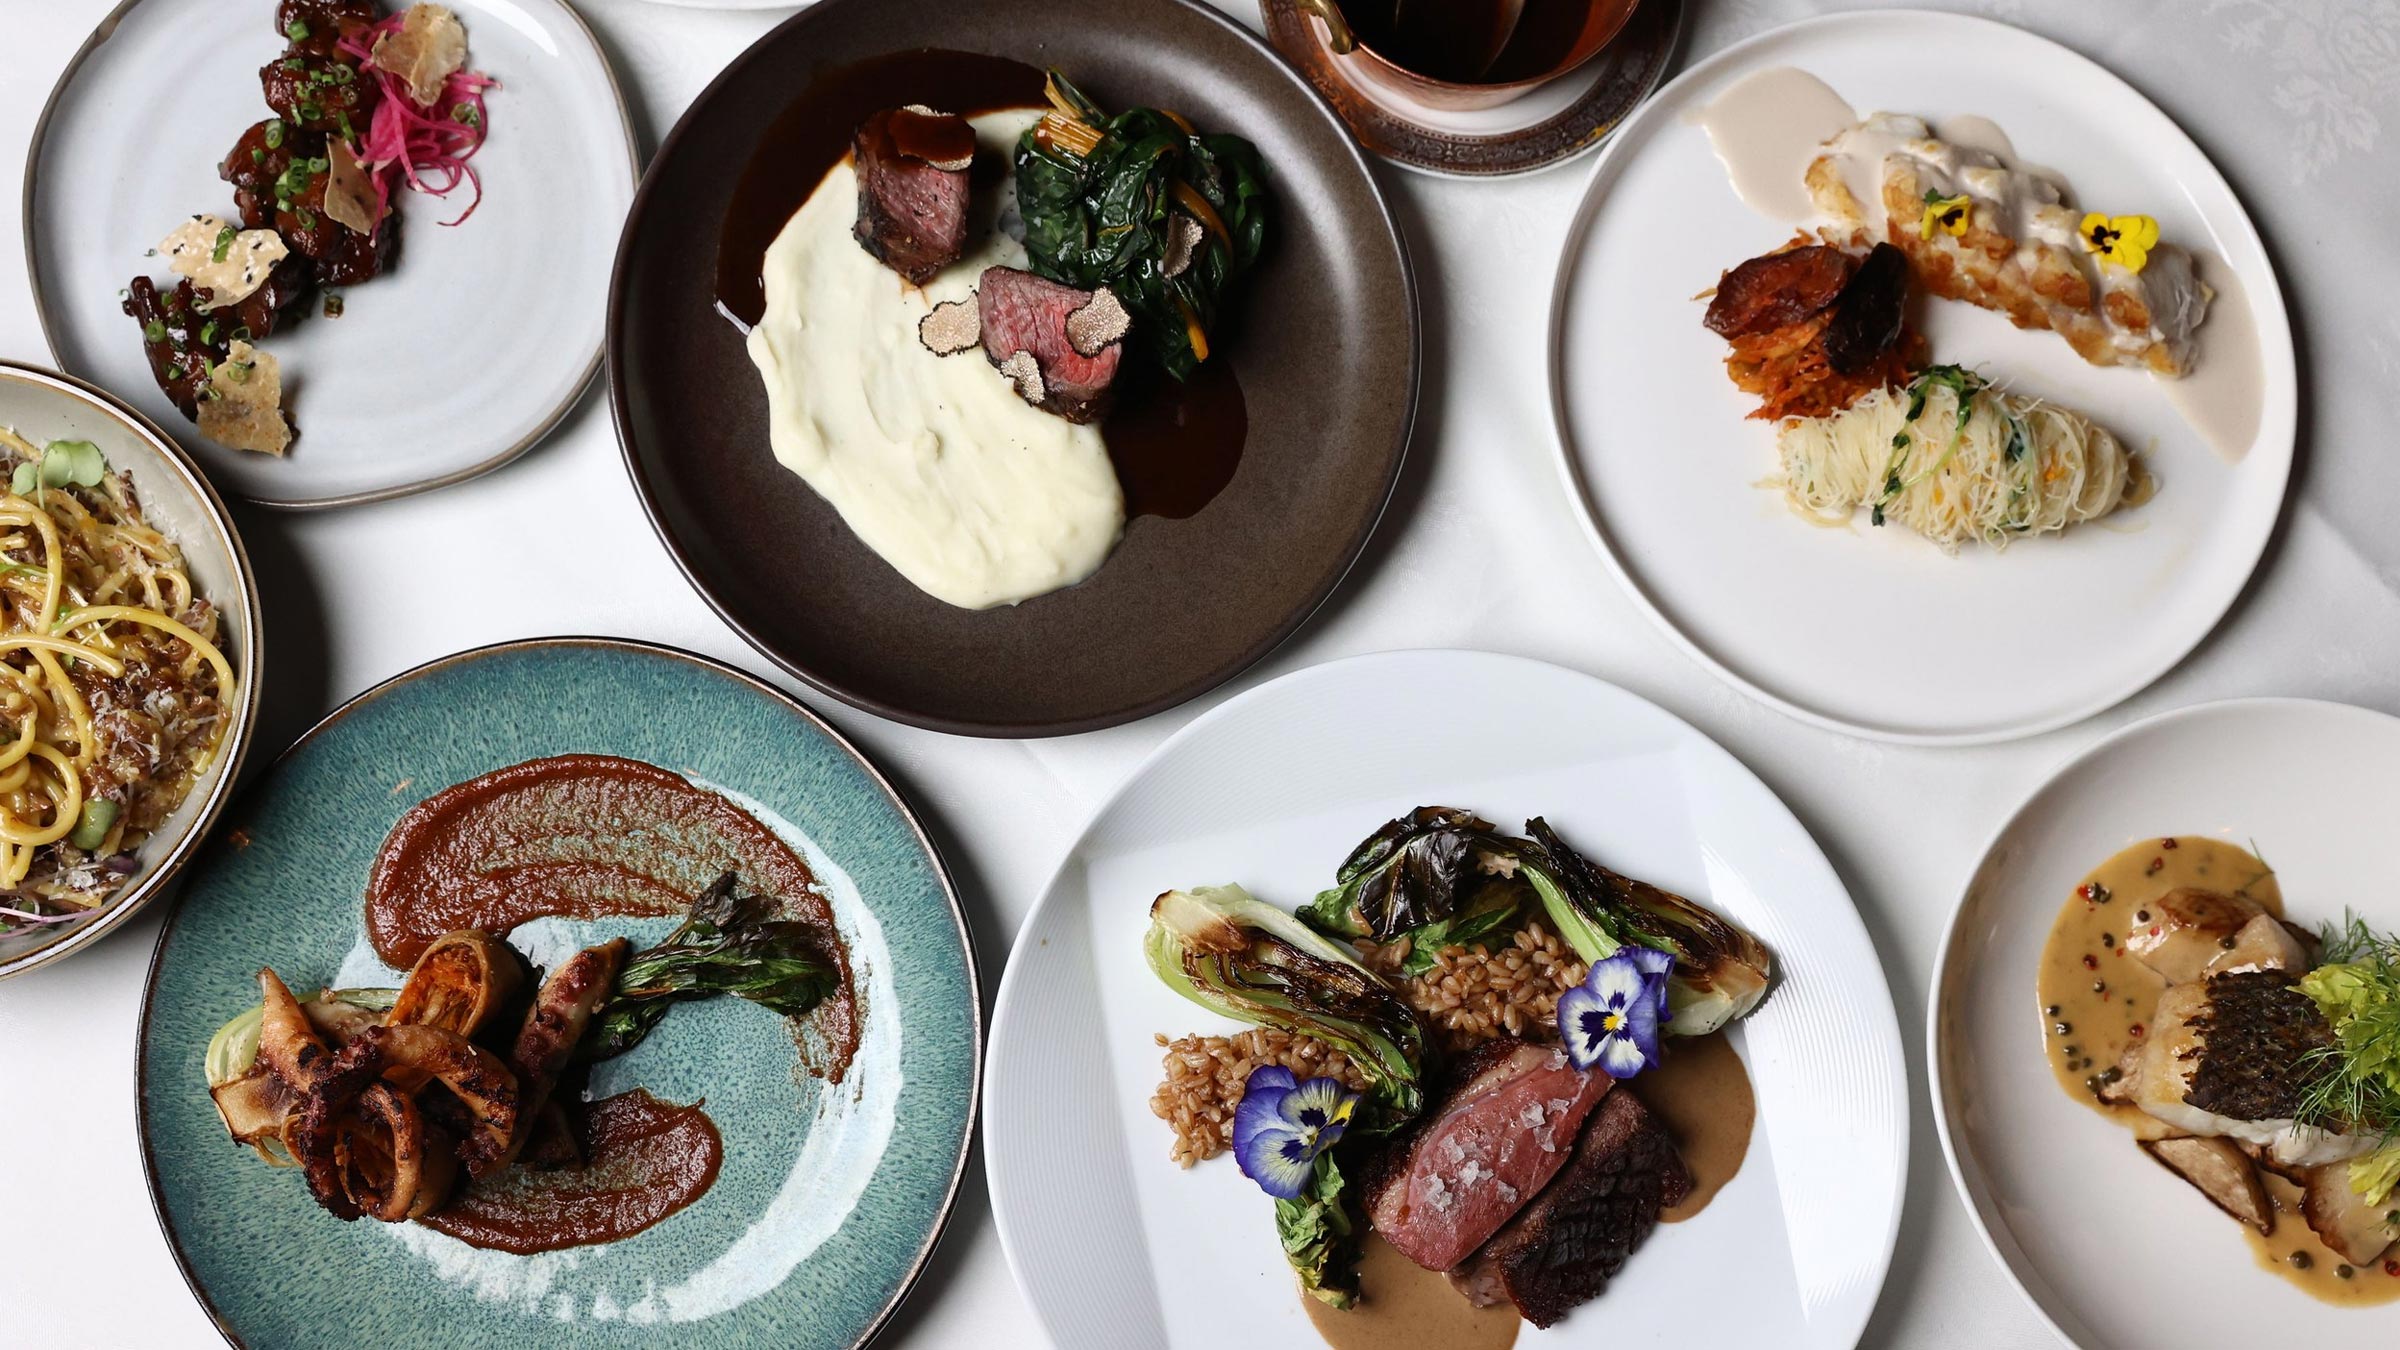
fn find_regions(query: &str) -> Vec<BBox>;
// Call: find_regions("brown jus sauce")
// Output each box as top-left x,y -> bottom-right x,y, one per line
1636,1030 -> 1755,1222
419,1090 -> 724,1255
712,49 -> 1246,520
1306,1236 -> 1520,1350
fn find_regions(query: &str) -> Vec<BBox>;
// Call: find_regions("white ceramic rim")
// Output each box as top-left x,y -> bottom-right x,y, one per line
1542,8 -> 2298,746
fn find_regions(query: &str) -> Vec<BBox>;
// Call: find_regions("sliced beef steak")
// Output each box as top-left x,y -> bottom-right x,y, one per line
975,266 -> 1126,423
1450,1087 -> 1691,1328
851,106 -> 974,284
1361,1039 -> 1611,1273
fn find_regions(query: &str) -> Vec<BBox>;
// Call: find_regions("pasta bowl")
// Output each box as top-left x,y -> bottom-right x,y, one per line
0,360 -> 261,981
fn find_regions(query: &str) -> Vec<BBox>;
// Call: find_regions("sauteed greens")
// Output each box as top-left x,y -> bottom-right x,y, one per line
1014,72 -> 1268,380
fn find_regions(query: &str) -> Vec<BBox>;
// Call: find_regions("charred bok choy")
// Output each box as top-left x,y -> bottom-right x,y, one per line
1300,808 -> 1773,1036
1014,72 -> 1268,380
1146,884 -> 1430,1306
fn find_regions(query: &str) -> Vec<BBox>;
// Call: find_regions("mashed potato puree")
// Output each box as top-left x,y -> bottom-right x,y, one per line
744,109 -> 1124,610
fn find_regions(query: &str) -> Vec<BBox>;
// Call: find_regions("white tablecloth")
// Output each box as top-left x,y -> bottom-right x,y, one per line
3,0 -> 2393,1345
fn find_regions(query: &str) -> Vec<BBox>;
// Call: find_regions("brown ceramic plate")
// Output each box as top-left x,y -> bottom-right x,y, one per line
610,0 -> 1417,737
1261,0 -> 1683,177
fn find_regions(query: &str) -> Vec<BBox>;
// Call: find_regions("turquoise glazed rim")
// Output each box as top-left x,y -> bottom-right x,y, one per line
137,637 -> 979,1348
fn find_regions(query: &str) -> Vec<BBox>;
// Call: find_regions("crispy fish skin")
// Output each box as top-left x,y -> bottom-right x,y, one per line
2134,972 -> 2375,1168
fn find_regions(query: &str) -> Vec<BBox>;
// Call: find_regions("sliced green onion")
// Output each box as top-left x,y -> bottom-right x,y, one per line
264,118 -> 286,149
68,799 -> 118,851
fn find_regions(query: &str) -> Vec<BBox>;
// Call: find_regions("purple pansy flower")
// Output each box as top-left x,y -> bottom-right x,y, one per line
1231,1065 -> 1358,1200
1557,944 -> 1674,1079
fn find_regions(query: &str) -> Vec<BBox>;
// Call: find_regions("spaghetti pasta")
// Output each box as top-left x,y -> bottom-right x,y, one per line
1772,365 -> 2144,552
0,427 -> 235,926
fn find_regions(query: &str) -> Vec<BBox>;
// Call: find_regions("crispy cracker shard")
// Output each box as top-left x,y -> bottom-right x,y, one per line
917,297 -> 982,356
995,350 -> 1045,405
1064,287 -> 1131,358
197,340 -> 293,457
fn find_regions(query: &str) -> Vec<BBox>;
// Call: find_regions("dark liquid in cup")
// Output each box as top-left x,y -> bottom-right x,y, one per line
1347,0 -> 1597,84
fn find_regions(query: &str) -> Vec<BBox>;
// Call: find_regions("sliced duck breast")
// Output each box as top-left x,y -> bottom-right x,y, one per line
1361,1039 -> 1613,1272
1450,1087 -> 1691,1327
851,106 -> 975,284
975,266 -> 1127,423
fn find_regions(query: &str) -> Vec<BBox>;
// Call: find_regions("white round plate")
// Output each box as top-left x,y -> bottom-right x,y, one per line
987,648 -> 1906,1349
1933,698 -> 2400,1348
26,0 -> 636,508
1547,10 -> 2296,744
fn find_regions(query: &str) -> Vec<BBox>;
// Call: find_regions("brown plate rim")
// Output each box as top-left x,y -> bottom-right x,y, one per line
133,633 -> 983,1349
606,0 -> 1420,739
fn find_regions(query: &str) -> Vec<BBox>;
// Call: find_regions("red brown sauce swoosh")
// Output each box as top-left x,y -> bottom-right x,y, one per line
421,1089 -> 722,1254
365,753 -> 858,1081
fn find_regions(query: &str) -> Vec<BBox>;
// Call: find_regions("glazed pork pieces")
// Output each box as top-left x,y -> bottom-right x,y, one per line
1363,1038 -> 1692,1327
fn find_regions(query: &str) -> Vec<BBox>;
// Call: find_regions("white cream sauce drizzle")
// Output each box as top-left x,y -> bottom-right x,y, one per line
2161,250 -> 2264,460
1691,65 -> 2265,460
1686,66 -> 1855,223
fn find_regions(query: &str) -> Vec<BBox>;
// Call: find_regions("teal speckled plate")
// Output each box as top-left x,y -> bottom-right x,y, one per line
137,638 -> 978,1348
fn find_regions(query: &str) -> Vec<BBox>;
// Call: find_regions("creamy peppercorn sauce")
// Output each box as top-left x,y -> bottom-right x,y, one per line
2040,836 -> 2400,1304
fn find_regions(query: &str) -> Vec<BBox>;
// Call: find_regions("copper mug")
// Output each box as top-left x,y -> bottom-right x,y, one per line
1294,0 -> 1643,112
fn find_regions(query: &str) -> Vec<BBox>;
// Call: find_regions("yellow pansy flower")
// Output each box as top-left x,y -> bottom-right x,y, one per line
1920,191 -> 1972,241
2079,212 -> 2159,273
